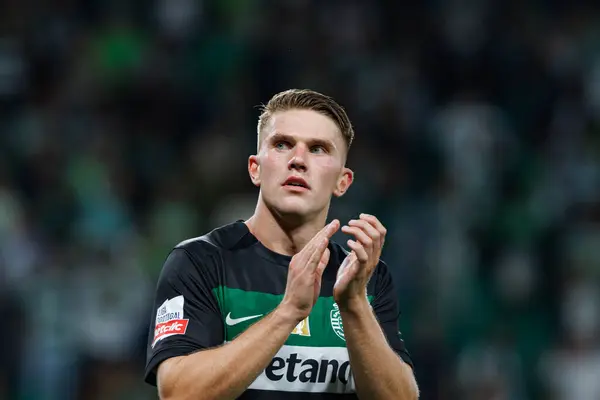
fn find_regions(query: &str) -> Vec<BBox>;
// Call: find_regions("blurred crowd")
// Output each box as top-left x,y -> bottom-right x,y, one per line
1,1 -> 599,399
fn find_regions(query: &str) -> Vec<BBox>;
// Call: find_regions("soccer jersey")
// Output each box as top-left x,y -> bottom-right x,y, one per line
144,221 -> 413,399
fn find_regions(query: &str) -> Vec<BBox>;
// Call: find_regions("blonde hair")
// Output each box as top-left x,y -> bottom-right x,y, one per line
256,89 -> 354,152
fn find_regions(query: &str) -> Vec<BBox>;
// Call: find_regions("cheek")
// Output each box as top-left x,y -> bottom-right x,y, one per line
318,160 -> 343,187
316,156 -> 336,171
260,152 -> 283,181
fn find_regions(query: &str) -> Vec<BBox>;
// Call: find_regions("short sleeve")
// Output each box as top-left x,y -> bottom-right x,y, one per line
144,248 -> 224,386
371,261 -> 414,370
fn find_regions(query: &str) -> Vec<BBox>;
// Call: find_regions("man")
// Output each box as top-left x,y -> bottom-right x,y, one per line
144,89 -> 419,399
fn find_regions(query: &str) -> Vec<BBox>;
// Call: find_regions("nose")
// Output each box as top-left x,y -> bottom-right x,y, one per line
288,145 -> 307,172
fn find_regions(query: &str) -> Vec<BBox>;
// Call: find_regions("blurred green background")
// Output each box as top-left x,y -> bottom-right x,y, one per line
0,1 -> 599,399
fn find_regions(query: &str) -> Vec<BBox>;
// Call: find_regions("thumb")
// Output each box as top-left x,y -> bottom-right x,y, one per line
316,248 -> 330,276
336,252 -> 355,280
334,253 -> 357,289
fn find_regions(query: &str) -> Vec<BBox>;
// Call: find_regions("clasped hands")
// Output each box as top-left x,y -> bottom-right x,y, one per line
281,213 -> 386,321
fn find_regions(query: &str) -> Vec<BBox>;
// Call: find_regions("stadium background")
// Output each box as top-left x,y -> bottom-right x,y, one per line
1,1 -> 599,399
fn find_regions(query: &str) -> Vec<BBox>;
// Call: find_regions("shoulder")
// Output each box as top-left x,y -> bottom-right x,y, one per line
160,221 -> 251,278
174,220 -> 251,259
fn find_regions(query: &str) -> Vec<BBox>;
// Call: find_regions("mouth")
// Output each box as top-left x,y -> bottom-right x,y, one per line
282,176 -> 310,190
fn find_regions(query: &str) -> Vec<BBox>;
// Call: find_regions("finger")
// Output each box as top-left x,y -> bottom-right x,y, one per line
347,239 -> 368,264
341,225 -> 373,251
352,218 -> 384,249
313,247 -> 331,301
349,219 -> 380,240
306,236 -> 330,272
360,214 -> 387,239
316,219 -> 340,239
323,219 -> 340,239
296,220 -> 339,264
345,219 -> 380,247
306,220 -> 340,251
316,248 -> 330,277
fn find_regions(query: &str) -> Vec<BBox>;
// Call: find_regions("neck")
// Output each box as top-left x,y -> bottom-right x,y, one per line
245,195 -> 329,257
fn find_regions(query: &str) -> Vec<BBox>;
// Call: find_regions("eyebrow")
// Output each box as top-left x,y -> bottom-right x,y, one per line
269,132 -> 337,151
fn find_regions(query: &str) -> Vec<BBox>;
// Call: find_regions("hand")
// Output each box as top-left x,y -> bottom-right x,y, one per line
280,219 -> 340,322
334,214 -> 386,310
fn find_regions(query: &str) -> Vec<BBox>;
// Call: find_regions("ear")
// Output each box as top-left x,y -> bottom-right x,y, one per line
248,155 -> 261,187
333,167 -> 353,197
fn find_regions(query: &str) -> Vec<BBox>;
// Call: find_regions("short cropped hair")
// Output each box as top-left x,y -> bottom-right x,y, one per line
256,89 -> 354,152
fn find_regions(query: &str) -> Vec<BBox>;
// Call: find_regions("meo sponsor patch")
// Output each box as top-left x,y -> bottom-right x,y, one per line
152,295 -> 189,348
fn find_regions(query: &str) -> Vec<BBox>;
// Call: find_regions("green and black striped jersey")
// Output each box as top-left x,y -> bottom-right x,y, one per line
144,221 -> 413,399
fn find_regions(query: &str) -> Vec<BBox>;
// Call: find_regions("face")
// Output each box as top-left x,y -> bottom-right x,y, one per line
248,109 -> 353,220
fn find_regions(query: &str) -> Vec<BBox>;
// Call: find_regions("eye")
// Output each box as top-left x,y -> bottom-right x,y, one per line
310,145 -> 327,154
274,141 -> 291,150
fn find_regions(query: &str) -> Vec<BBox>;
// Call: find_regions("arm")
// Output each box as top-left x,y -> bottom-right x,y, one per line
338,214 -> 418,399
158,304 -> 299,400
341,297 -> 418,400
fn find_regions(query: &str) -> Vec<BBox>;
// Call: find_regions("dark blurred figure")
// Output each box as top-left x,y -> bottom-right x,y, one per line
0,290 -> 25,400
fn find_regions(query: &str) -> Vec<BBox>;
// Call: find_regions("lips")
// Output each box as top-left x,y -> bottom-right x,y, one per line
283,176 -> 310,189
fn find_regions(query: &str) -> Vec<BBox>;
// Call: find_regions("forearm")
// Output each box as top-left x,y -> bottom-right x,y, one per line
158,305 -> 299,400
340,299 -> 418,400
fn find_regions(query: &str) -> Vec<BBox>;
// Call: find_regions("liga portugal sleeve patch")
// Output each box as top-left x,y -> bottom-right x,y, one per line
152,295 -> 190,348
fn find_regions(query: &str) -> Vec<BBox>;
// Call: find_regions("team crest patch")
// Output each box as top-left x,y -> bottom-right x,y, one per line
152,295 -> 189,348
330,303 -> 345,341
291,316 -> 311,336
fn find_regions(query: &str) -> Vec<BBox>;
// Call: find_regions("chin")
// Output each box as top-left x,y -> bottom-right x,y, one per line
268,198 -> 319,221
274,201 -> 311,217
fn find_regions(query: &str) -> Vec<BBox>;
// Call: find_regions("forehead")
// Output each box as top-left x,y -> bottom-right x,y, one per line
263,109 -> 343,144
